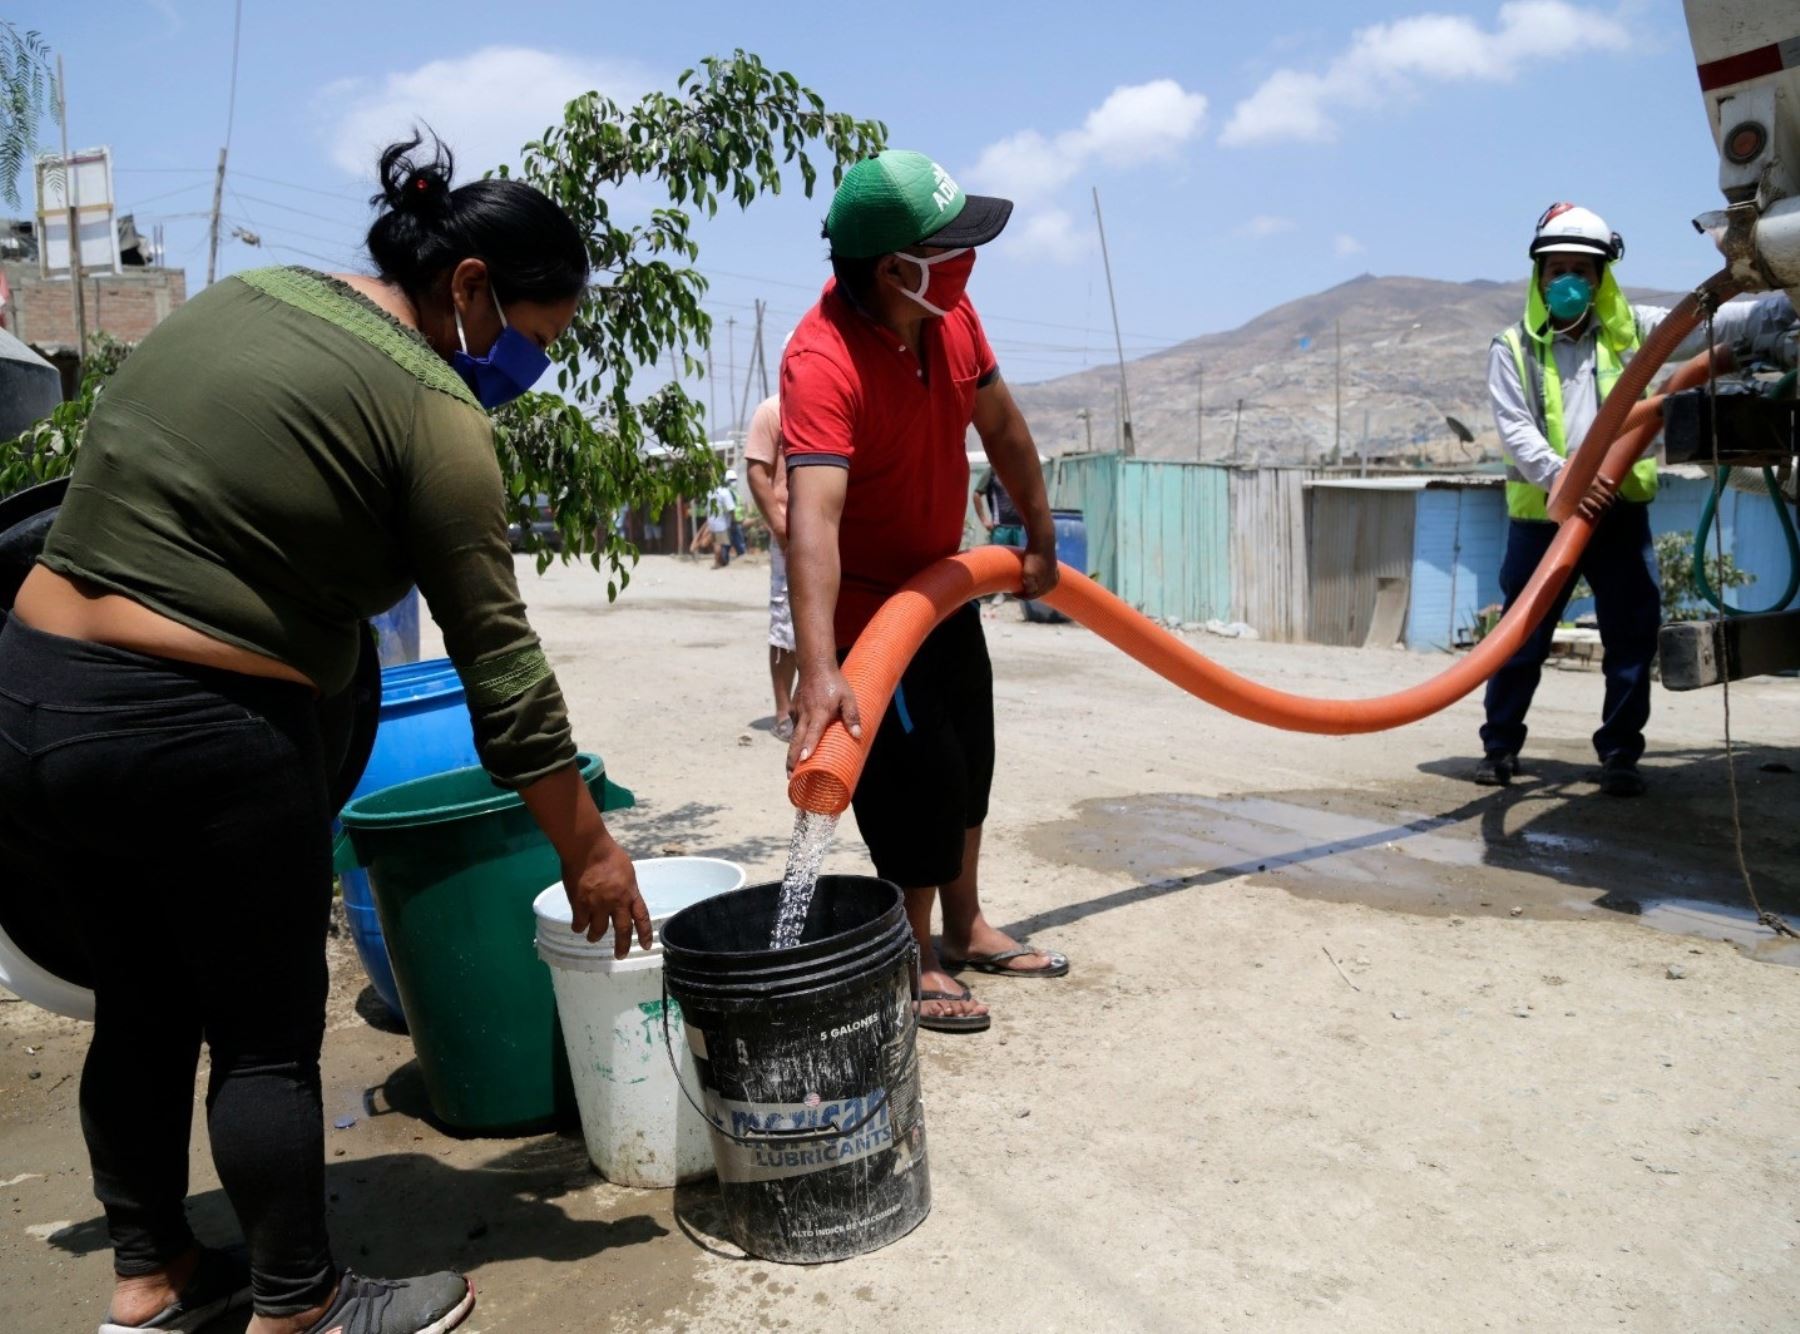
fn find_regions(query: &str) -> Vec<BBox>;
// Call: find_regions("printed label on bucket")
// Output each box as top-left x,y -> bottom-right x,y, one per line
703,1091 -> 893,1183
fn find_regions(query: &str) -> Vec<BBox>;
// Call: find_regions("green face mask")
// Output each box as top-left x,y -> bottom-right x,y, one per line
1545,273 -> 1594,323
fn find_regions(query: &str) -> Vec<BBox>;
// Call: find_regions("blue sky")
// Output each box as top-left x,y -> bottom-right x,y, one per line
26,0 -> 1725,408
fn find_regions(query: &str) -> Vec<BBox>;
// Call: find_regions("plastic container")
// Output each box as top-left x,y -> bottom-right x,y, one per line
660,875 -> 929,1263
370,587 -> 421,666
534,857 -> 746,1187
1024,509 -> 1088,624
334,753 -> 635,1134
338,660 -> 480,1024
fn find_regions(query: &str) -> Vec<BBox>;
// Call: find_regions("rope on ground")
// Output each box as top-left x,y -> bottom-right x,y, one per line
1704,307 -> 1797,939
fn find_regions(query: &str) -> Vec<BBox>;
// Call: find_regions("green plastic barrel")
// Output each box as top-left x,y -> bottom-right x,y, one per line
335,753 -> 635,1134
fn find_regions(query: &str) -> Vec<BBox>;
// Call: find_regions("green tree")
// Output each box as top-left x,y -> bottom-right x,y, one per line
500,50 -> 885,590
1,23 -> 58,210
0,332 -> 131,494
1654,528 -> 1751,621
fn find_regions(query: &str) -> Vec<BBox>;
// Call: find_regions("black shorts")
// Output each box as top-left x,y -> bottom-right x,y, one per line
845,602 -> 995,889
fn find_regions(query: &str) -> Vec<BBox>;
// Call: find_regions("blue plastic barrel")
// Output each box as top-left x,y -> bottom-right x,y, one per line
1023,509 -> 1087,624
339,658 -> 479,1023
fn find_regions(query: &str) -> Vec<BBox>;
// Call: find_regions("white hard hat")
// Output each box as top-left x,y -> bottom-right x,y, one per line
725,468 -> 738,482
1530,202 -> 1624,262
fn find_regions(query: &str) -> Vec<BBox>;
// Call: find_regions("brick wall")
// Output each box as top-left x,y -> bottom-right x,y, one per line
2,262 -> 187,351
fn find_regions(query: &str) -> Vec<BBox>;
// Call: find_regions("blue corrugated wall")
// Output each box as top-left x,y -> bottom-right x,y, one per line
1049,454 -> 1795,647
1405,488 -> 1508,652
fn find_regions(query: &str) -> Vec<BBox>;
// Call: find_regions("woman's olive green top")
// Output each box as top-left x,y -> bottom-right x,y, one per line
41,266 -> 573,787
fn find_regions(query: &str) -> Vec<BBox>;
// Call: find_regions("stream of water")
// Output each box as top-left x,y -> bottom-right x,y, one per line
770,809 -> 839,949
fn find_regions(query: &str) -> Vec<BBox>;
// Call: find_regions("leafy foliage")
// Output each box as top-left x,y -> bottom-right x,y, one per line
1565,531 -> 1753,622
1,24 -> 57,211
502,50 -> 885,584
0,332 -> 131,493
1655,529 -> 1751,621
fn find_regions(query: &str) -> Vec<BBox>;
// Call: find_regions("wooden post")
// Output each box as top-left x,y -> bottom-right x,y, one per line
55,56 -> 87,362
1092,187 -> 1135,456
206,146 -> 227,286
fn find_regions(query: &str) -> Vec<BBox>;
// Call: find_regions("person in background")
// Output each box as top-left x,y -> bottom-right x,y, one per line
783,149 -> 1069,1036
972,465 -> 1026,549
0,135 -> 650,1334
743,393 -> 798,740
707,470 -> 738,567
1478,202 -> 1794,796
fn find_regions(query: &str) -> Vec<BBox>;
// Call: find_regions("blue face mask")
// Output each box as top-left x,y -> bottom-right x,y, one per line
451,285 -> 550,409
1544,272 -> 1594,324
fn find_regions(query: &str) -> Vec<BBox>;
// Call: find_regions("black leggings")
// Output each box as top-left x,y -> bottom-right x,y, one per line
0,616 -> 337,1317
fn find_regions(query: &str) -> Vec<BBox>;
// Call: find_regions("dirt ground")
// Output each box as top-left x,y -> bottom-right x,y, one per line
4,552 -> 1799,1333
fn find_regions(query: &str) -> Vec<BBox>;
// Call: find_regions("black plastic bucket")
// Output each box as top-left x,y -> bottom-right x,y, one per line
660,875 -> 929,1263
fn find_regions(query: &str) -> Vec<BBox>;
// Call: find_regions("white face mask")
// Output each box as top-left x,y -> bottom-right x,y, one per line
895,247 -> 972,318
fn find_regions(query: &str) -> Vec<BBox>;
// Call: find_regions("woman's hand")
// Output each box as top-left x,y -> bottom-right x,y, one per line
564,834 -> 651,958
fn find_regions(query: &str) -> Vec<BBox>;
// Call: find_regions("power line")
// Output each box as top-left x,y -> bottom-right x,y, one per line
120,180 -> 211,209
701,264 -> 1188,342
232,168 -> 368,201
227,214 -> 358,251
208,0 -> 244,286
259,240 -> 347,268
223,0 -> 243,152
231,191 -> 362,229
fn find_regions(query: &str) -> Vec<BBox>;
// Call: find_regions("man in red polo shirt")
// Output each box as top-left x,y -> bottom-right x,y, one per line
782,149 -> 1066,1035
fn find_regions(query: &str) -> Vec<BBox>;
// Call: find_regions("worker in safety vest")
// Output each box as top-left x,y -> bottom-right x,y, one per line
1477,202 -> 1793,795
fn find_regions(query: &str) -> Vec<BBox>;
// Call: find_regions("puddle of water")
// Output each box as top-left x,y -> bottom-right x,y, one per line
1572,894 -> 1800,967
1029,791 -> 1800,966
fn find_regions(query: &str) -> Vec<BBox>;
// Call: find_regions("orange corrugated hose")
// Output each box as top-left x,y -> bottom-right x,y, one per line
789,279 -> 1739,817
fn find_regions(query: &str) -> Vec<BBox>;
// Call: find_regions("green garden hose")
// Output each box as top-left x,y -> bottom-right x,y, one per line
1692,370 -> 1800,615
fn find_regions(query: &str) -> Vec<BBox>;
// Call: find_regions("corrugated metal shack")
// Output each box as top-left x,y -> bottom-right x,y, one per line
1044,452 -> 1795,651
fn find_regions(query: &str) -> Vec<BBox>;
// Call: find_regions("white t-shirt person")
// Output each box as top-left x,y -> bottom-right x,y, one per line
706,482 -> 736,534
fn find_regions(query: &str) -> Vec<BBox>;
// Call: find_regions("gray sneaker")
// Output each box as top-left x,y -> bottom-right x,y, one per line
300,1270 -> 473,1334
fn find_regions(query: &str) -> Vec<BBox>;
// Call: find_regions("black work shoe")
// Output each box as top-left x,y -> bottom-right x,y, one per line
98,1246 -> 252,1333
1473,753 -> 1519,786
300,1270 -> 474,1334
1598,759 -> 1646,797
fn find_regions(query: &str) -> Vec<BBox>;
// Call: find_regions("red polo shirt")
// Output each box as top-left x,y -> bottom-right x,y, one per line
780,279 -> 997,647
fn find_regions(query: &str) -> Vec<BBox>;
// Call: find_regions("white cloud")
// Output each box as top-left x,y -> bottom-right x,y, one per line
1220,2 -> 1630,147
319,47 -> 656,180
1335,233 -> 1366,255
1002,207 -> 1089,263
1238,214 -> 1297,238
968,78 -> 1208,202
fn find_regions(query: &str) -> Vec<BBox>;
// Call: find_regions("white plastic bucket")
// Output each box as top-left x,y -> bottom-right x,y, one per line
533,856 -> 745,1187
0,924 -> 93,1021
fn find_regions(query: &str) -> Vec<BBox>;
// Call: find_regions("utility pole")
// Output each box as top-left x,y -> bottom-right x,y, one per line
206,146 -> 228,286
206,0 -> 242,288
1231,398 -> 1244,463
1360,408 -> 1370,478
1077,408 -> 1093,453
706,341 -> 716,428
724,316 -> 737,435
55,56 -> 87,364
735,298 -> 765,444
1195,361 -> 1204,461
1114,386 -> 1123,452
755,306 -> 771,400
1092,187 -> 1135,456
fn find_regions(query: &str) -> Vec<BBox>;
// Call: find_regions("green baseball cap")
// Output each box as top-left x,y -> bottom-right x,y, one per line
824,150 -> 1013,259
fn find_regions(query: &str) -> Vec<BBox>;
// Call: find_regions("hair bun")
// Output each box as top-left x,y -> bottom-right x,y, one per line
371,129 -> 456,216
